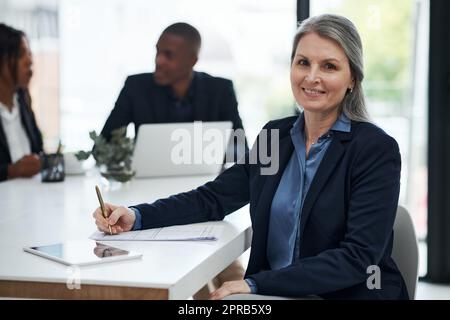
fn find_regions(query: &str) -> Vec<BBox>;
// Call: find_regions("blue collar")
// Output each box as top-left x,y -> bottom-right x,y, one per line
290,112 -> 351,138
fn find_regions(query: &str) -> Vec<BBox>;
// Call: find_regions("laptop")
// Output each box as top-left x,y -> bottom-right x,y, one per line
132,121 -> 233,178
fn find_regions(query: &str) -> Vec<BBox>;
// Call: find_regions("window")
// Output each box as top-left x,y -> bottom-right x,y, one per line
311,0 -> 429,275
0,0 -> 60,150
58,0 -> 297,149
3,0 -> 297,151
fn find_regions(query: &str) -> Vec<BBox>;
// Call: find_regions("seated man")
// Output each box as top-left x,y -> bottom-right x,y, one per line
100,22 -> 246,299
101,22 -> 246,159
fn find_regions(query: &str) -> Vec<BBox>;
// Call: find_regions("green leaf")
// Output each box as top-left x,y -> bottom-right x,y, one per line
75,126 -> 135,171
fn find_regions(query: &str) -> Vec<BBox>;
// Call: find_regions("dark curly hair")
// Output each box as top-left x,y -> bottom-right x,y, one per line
0,23 -> 25,84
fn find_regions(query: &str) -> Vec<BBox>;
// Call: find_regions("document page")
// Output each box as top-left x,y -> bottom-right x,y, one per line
90,223 -> 221,241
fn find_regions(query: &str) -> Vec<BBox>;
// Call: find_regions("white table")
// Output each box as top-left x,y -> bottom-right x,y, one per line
0,173 -> 251,299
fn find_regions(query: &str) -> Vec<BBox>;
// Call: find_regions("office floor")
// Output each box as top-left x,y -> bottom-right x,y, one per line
416,282 -> 450,299
416,242 -> 450,299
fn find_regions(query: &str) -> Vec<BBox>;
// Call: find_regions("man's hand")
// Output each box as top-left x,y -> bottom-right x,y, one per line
7,154 -> 41,178
209,280 -> 251,300
93,203 -> 136,234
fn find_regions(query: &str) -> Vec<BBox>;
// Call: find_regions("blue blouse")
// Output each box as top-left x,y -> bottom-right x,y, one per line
266,112 -> 351,271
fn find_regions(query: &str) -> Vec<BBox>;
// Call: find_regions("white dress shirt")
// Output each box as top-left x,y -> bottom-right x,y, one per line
0,94 -> 32,163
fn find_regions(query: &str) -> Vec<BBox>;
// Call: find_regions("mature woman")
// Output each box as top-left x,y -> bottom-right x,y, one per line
93,14 -> 408,300
0,23 -> 42,182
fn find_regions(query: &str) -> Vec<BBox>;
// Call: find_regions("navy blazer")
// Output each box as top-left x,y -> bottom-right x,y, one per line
0,89 -> 43,182
133,115 -> 409,300
101,71 -> 245,140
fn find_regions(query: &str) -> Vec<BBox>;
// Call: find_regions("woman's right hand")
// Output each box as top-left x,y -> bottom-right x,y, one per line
93,203 -> 136,234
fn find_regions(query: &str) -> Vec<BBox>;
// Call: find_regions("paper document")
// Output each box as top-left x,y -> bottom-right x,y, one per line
90,223 -> 221,241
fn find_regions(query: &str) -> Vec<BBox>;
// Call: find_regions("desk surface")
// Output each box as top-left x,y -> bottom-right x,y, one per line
0,173 -> 251,299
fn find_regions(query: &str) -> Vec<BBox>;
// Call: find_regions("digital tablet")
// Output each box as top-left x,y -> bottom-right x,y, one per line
23,240 -> 142,266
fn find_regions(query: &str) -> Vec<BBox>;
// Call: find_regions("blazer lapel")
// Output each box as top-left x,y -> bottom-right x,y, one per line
0,120 -> 11,161
252,133 -> 294,248
299,130 -> 352,236
150,83 -> 170,123
192,72 -> 208,120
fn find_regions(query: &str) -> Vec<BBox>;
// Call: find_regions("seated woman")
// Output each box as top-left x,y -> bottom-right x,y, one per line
93,14 -> 408,300
0,23 -> 42,182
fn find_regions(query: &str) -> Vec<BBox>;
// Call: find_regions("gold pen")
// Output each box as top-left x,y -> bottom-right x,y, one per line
95,185 -> 112,235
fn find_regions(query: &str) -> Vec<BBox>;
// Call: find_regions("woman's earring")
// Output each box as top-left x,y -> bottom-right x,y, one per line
349,87 -> 353,93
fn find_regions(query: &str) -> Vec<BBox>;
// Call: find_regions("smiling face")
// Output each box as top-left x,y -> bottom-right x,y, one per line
290,32 -> 354,117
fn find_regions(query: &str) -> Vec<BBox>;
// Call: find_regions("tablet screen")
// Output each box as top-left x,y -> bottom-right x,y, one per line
24,240 -> 142,266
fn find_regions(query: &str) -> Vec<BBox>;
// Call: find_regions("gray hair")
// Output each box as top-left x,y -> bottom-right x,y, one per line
291,14 -> 370,122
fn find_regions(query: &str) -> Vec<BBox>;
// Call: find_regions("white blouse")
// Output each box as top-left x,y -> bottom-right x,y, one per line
0,94 -> 32,163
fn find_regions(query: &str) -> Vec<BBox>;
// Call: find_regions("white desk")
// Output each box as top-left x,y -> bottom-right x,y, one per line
0,173 -> 251,299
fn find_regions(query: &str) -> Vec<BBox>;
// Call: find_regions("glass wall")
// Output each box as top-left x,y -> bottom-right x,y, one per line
2,0 -> 297,150
0,0 -> 60,150
58,0 -> 297,150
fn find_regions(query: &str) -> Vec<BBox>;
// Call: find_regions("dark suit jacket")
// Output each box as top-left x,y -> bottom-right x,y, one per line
0,89 -> 43,182
101,71 -> 246,140
132,115 -> 409,300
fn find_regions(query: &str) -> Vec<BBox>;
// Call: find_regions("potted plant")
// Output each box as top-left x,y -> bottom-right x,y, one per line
75,127 -> 135,182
